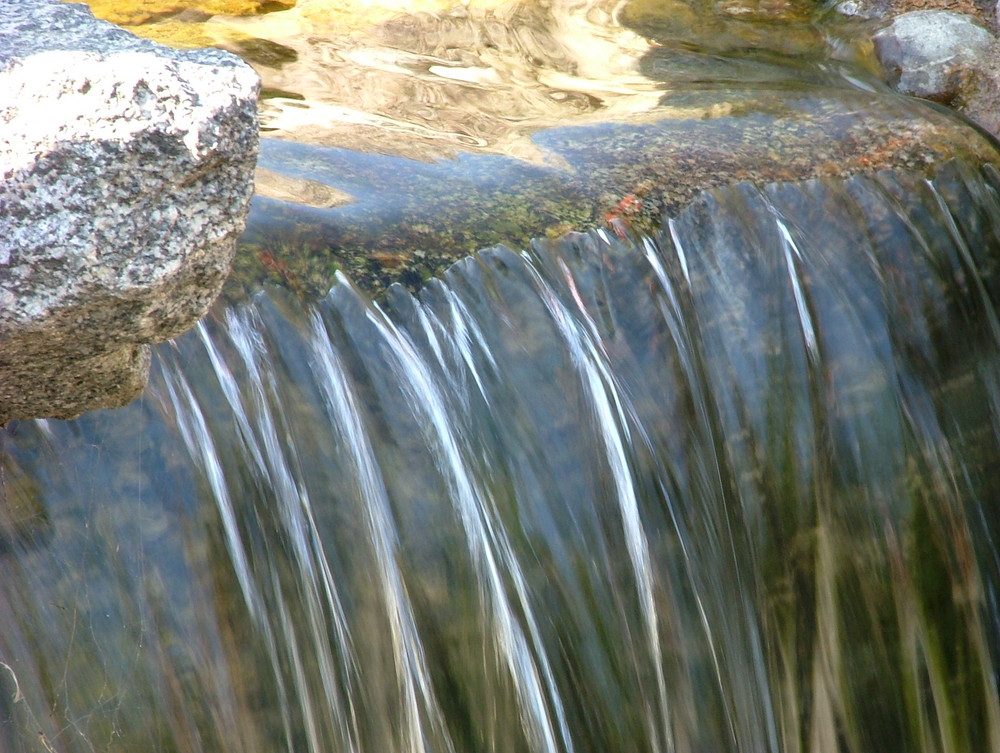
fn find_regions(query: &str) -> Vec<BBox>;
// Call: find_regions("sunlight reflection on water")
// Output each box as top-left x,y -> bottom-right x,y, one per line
80,0 -> 864,161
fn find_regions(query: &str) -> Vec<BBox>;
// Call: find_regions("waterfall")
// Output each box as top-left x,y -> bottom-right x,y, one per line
2,160 -> 1000,753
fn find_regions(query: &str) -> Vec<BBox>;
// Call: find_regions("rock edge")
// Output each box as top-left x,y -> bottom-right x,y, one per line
0,0 -> 260,423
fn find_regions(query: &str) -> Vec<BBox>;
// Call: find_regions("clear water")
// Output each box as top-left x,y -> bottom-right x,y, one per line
83,0 -> 849,158
80,0 -> 1000,299
3,159 -> 1000,752
8,2 -> 1000,751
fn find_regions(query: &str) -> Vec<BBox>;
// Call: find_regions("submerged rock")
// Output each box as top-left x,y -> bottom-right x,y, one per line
0,0 -> 259,424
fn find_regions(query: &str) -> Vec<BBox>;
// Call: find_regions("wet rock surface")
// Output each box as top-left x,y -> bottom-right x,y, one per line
873,11 -> 996,101
0,0 -> 259,423
840,0 -> 1000,137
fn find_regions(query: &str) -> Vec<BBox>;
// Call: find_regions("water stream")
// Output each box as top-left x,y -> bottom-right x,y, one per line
3,158 -> 1000,752
7,1 -> 1000,751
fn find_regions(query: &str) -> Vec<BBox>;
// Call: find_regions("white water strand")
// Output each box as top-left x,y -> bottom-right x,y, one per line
531,252 -> 673,753
180,316 -> 360,753
422,285 -> 499,411
216,311 -> 362,753
639,238 -> 736,725
642,235 -> 781,753
667,218 -> 691,285
157,341 -> 302,752
774,218 -> 819,364
308,309 -> 456,753
349,287 -> 575,753
157,352 -> 261,623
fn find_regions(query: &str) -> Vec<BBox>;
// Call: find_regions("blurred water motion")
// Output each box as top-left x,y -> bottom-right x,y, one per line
14,3 -> 1000,752
3,161 -> 1000,752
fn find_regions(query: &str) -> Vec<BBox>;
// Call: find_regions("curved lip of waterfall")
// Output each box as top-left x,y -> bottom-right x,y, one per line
239,100 -> 1000,305
6,144 -> 1000,753
186,0 -> 1000,304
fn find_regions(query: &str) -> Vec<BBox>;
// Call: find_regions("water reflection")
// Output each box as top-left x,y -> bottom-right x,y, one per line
82,0 -> 871,161
194,0 -> 665,161
77,0 -> 1000,300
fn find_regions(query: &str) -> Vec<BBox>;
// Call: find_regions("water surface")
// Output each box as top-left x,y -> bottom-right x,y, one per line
76,0 -> 999,298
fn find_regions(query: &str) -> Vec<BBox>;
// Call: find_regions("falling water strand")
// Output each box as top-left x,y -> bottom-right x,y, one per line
775,217 -> 820,365
171,317 -> 361,753
307,309 -> 456,753
158,355 -> 261,621
638,236 -> 739,744
351,294 -> 575,753
217,311 -> 363,753
428,285 -> 500,409
531,254 -> 673,753
641,231 -> 781,753
667,219 -> 691,286
924,177 -> 1000,353
157,343 -> 302,751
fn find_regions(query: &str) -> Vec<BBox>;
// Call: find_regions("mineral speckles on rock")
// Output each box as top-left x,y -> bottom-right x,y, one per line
0,0 -> 260,423
873,10 -> 996,101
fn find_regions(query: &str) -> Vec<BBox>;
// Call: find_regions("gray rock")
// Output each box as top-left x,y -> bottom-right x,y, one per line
0,0 -> 259,423
873,10 -> 996,102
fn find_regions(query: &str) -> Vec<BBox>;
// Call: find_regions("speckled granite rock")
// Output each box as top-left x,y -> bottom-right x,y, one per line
836,2 -> 1000,137
873,11 -> 996,101
0,0 -> 259,423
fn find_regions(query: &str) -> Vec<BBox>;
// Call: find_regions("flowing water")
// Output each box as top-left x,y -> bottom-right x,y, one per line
81,0 -> 1000,299
7,1 -> 1000,752
4,159 -> 1000,752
